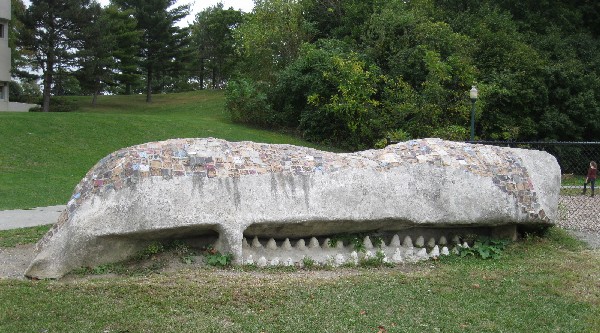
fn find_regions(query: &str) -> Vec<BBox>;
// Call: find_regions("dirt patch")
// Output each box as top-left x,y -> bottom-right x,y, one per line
0,244 -> 36,279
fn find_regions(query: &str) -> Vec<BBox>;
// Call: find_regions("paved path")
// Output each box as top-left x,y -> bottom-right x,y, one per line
0,205 -> 65,230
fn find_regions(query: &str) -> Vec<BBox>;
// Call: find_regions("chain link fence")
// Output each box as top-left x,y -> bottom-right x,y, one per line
469,141 -> 600,232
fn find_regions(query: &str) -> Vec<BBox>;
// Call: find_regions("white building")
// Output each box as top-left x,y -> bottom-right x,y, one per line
0,0 -> 10,111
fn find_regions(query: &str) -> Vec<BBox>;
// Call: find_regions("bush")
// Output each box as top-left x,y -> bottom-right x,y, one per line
225,78 -> 273,126
49,97 -> 79,112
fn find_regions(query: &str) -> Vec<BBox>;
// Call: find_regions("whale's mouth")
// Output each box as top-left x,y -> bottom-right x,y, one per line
238,223 -> 521,266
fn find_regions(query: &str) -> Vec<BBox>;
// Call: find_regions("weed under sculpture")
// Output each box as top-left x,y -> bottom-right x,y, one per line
25,138 -> 560,278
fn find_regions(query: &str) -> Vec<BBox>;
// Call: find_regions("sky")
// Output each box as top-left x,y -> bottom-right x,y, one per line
22,0 -> 255,26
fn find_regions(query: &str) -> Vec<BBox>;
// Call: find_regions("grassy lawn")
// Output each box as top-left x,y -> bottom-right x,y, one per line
0,91 -> 325,210
0,227 -> 598,332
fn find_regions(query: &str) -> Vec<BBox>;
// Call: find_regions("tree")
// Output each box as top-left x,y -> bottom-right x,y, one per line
17,0 -> 95,112
75,4 -> 140,105
9,0 -> 35,81
300,0 -> 378,43
234,0 -> 312,82
112,0 -> 190,103
363,0 -> 476,139
191,4 -> 243,89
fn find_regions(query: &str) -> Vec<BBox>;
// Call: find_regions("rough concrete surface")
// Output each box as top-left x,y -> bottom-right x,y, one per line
24,138 -> 561,279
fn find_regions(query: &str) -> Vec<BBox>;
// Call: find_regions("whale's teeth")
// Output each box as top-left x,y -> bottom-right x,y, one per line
242,237 -> 249,248
415,236 -> 425,248
252,236 -> 262,248
266,238 -> 277,250
439,236 -> 448,245
403,236 -> 413,248
296,239 -> 307,250
430,245 -> 440,258
427,237 -> 436,248
441,246 -> 450,256
363,236 -> 374,249
308,237 -> 320,249
392,248 -> 403,263
282,238 -> 292,250
323,238 -> 332,249
390,234 -> 401,247
350,251 -> 359,264
334,254 -> 346,266
257,256 -> 267,267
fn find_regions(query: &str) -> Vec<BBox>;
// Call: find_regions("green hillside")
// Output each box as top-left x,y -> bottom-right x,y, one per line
0,91 -> 326,210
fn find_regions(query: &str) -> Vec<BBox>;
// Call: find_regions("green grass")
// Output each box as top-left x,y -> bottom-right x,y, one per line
0,224 -> 52,247
0,227 -> 598,332
561,174 -> 586,186
0,91 -> 327,210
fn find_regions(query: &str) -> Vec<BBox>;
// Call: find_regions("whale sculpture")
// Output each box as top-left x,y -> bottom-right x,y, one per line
25,138 -> 561,278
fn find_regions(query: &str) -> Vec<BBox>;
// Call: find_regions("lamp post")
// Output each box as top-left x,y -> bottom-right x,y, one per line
469,85 -> 478,141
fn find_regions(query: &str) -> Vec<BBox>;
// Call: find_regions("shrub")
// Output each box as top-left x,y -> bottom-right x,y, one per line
202,246 -> 233,267
225,78 -> 273,126
458,237 -> 510,259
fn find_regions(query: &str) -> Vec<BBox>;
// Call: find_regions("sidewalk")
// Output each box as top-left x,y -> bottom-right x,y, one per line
0,205 -> 65,230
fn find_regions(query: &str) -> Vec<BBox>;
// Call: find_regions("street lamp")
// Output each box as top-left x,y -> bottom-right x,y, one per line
469,85 -> 478,141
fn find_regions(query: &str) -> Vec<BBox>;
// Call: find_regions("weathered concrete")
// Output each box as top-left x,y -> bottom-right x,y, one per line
25,138 -> 561,278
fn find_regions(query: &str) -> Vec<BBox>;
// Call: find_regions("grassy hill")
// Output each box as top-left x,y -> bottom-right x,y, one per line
0,91 -> 325,210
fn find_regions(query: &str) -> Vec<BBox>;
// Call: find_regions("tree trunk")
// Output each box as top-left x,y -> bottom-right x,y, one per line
146,67 -> 153,103
42,62 -> 53,112
212,67 -> 216,90
92,78 -> 99,107
199,58 -> 205,90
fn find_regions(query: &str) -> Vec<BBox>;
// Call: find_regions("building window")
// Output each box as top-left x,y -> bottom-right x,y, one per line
0,24 -> 4,38
0,84 -> 4,100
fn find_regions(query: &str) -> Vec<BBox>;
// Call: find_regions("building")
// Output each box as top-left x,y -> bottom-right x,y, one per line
0,0 -> 11,111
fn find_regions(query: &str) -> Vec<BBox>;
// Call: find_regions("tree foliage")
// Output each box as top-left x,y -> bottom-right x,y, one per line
226,0 -> 600,149
112,0 -> 190,103
234,0 -> 312,82
191,4 -> 243,90
17,0 -> 95,112
75,4 -> 141,105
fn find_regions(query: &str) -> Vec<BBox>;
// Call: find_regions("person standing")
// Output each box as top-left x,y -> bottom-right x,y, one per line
583,161 -> 597,197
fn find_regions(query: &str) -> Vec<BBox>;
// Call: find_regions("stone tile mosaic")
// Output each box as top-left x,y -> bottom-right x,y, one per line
39,138 -> 547,250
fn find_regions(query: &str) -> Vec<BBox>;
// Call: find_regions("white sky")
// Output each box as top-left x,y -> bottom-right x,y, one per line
23,0 -> 255,26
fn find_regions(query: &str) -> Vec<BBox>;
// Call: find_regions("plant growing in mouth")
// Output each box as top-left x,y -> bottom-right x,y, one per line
458,237 -> 510,259
203,246 -> 233,267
